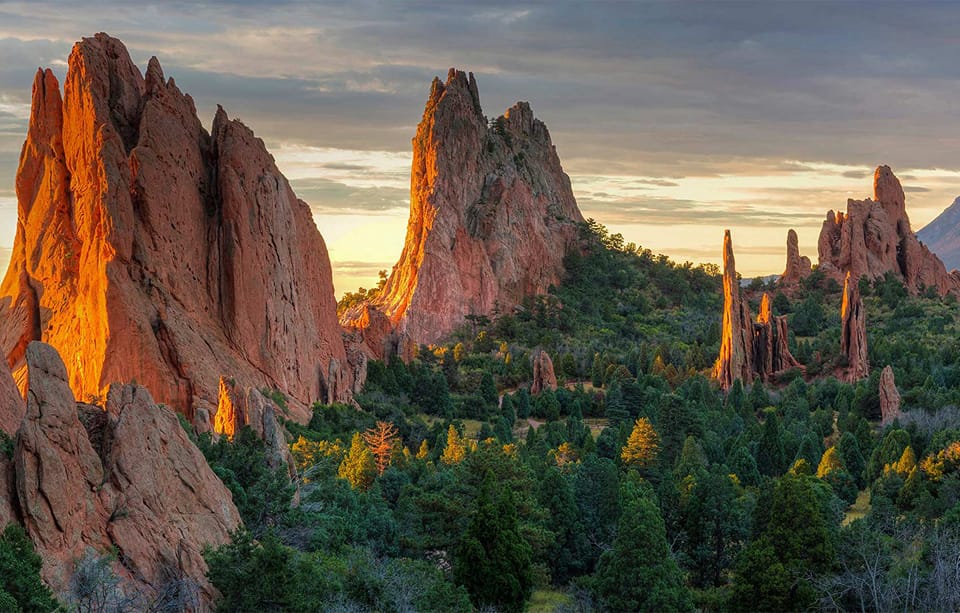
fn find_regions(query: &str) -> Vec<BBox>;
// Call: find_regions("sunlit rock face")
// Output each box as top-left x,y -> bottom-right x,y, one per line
0,33 -> 351,421
817,165 -> 958,295
840,272 -> 869,382
342,69 -> 584,356
13,341 -> 240,604
713,231 -> 802,390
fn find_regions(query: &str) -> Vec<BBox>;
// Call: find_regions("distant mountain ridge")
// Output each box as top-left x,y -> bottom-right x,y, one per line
918,196 -> 960,272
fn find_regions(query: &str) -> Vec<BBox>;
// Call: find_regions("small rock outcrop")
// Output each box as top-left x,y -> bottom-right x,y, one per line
713,231 -> 802,390
780,229 -> 812,286
14,342 -> 240,602
816,166 -> 958,295
840,273 -> 869,382
0,33 -> 352,422
342,69 -> 584,356
879,365 -> 902,424
215,377 -> 296,478
531,350 -> 558,395
754,294 -> 802,378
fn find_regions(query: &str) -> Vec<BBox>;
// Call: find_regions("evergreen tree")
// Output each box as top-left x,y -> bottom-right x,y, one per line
593,485 -> 694,611
591,353 -> 603,387
757,413 -> 787,476
0,523 -> 59,612
838,431 -> 867,487
454,472 -> 533,612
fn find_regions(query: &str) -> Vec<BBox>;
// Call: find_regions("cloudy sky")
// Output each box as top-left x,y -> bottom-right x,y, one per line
2,1 -> 960,294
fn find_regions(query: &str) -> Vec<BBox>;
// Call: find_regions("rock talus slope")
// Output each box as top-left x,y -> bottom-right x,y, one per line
0,33 -> 351,421
343,69 -> 584,355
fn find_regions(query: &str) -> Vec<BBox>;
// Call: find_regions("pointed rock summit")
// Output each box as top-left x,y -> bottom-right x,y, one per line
0,34 -> 352,420
780,228 -> 812,286
531,350 -> 558,395
343,69 -> 584,355
879,365 -> 902,424
840,272 -> 869,381
713,231 -> 802,390
816,165 -> 958,295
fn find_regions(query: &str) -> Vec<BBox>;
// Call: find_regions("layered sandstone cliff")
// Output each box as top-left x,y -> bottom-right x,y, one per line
342,69 -> 584,355
817,166 -> 958,295
0,33 -> 351,421
12,341 -> 240,603
713,231 -> 802,390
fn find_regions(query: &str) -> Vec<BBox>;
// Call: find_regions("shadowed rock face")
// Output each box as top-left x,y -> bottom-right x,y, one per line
0,33 -> 351,422
840,272 -> 869,382
713,231 -> 802,390
531,350 -> 558,395
13,341 -> 240,604
879,365 -> 902,425
780,229 -> 812,286
817,166 -> 958,296
343,69 -> 584,356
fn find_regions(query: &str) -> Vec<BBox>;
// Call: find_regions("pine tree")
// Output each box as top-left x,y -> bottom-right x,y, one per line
593,486 -> 694,611
362,421 -> 399,476
441,424 -> 467,465
455,472 -> 533,612
338,432 -> 376,490
621,417 -> 659,469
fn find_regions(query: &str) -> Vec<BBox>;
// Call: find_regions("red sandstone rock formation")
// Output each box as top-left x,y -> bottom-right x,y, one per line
840,272 -> 869,381
879,365 -> 902,424
780,229 -> 812,286
531,350 -> 558,395
0,360 -> 23,436
714,232 -> 803,390
754,293 -> 802,379
215,377 -> 296,479
0,455 -> 14,529
343,69 -> 584,356
713,231 -> 754,390
13,341 -> 240,601
817,166 -> 958,295
0,33 -> 351,422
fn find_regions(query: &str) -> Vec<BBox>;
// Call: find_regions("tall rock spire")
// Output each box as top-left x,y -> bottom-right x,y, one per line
342,68 -> 585,354
713,230 -> 753,389
840,272 -> 869,381
714,232 -> 803,390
